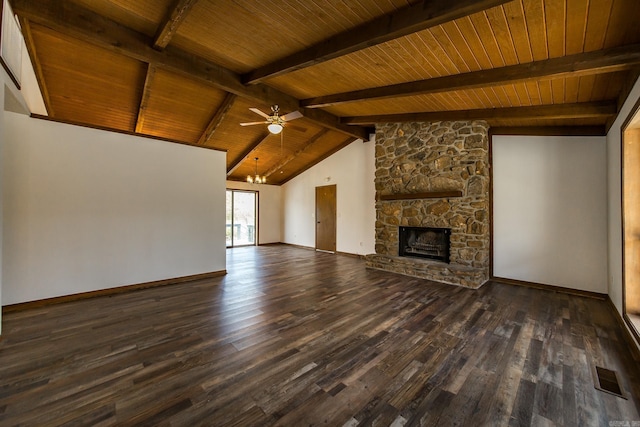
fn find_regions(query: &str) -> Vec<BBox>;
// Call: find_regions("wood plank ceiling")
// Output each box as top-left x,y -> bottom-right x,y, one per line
11,0 -> 640,185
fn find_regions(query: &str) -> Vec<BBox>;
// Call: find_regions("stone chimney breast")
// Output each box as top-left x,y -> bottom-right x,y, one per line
366,121 -> 490,288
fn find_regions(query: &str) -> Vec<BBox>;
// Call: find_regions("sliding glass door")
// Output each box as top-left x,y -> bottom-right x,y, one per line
226,190 -> 257,247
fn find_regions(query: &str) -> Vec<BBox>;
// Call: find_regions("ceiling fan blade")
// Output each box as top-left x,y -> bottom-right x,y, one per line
249,108 -> 270,119
281,110 -> 303,121
240,121 -> 268,126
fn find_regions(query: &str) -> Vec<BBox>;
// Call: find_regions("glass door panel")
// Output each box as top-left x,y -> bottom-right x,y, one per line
226,190 -> 233,247
226,190 -> 257,247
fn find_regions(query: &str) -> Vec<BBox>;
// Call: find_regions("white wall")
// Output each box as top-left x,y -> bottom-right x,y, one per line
0,65 -> 30,332
282,138 -> 376,256
0,1 -> 49,325
0,77 -> 5,333
226,181 -> 282,244
608,75 -> 640,349
493,135 -> 608,293
2,113 -> 226,305
19,43 -> 47,115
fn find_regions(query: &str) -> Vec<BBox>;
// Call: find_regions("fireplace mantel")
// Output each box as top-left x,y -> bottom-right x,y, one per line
377,190 -> 463,201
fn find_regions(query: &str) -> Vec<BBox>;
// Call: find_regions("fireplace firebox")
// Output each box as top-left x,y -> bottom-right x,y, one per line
399,226 -> 451,263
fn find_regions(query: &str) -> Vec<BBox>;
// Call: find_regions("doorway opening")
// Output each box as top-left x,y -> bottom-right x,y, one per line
226,190 -> 258,248
622,98 -> 640,342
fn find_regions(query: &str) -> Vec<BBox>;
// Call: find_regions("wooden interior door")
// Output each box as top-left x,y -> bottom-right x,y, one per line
316,185 -> 336,252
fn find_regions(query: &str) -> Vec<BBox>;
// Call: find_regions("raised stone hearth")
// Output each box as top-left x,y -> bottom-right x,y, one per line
366,121 -> 490,288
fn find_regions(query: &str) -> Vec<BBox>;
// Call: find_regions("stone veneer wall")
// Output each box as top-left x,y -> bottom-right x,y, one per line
365,121 -> 490,288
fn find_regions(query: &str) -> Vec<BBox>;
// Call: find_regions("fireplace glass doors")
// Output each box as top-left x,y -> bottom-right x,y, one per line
399,226 -> 451,263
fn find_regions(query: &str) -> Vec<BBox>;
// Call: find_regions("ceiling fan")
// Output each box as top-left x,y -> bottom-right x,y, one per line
240,105 -> 303,134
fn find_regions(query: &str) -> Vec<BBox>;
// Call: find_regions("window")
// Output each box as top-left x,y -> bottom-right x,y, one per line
622,99 -> 640,341
0,0 -> 22,88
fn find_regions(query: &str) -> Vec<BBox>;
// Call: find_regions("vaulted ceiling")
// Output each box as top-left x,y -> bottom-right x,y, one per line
10,0 -> 640,184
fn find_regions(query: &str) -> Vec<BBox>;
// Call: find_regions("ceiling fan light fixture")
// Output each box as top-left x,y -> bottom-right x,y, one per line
268,123 -> 283,134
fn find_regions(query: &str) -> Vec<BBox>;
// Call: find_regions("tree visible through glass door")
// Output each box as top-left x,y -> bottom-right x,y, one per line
226,190 -> 257,247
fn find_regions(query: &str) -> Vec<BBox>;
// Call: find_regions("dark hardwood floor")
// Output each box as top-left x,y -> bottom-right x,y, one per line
0,245 -> 639,426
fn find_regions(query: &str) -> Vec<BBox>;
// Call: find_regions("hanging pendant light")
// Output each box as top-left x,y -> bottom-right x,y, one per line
247,157 -> 266,184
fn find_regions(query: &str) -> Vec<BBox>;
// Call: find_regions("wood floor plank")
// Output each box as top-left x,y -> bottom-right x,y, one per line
0,245 -> 638,426
509,378 -> 537,427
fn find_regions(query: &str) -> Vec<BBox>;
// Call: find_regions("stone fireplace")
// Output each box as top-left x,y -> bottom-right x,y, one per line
365,121 -> 490,288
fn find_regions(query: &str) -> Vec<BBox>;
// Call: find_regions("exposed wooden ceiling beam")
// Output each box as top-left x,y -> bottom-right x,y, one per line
243,0 -> 511,85
341,101 -> 618,125
135,64 -> 156,133
303,44 -> 640,108
490,126 -> 607,136
11,0 -> 370,141
226,133 -> 270,176
153,0 -> 199,50
263,129 -> 329,177
607,67 -> 640,132
197,93 -> 237,145
31,114 -> 224,151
